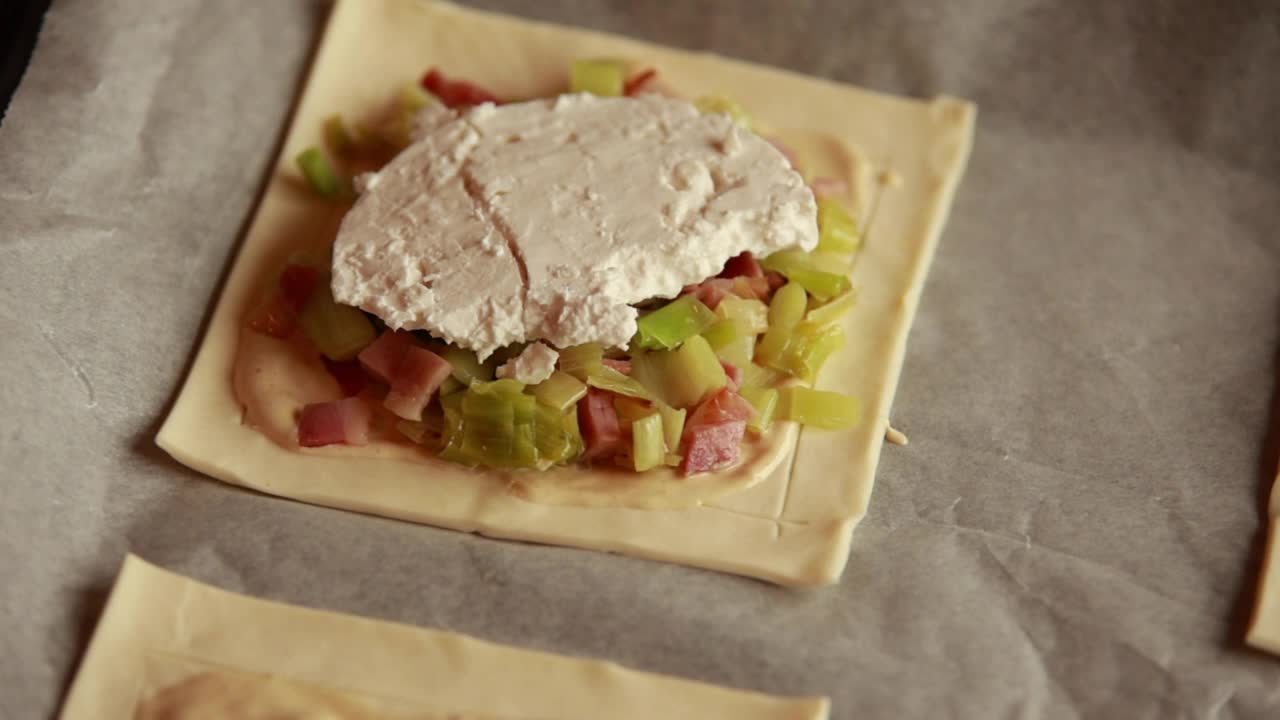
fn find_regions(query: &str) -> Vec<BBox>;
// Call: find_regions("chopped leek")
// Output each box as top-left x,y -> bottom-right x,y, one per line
805,290 -> 857,327
777,324 -> 846,382
533,402 -> 579,466
438,375 -> 464,396
783,267 -> 851,302
715,296 -> 769,334
531,371 -> 587,412
395,419 -> 430,444
559,343 -> 604,380
755,282 -> 807,367
760,250 -> 851,302
400,82 -> 433,113
657,403 -> 686,453
295,147 -> 345,199
570,59 -> 626,97
703,319 -> 753,369
701,319 -> 740,351
631,413 -> 664,472
630,335 -> 727,409
442,347 -> 495,386
613,396 -> 654,428
298,288 -> 377,361
781,387 -> 861,430
740,387 -> 779,434
634,295 -> 717,350
740,362 -> 784,390
323,115 -> 356,157
586,365 -> 654,401
817,198 -> 860,255
694,94 -> 752,127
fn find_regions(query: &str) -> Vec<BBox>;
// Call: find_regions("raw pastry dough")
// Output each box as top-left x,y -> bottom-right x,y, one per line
57,555 -> 829,719
155,0 -> 975,585
1246,468 -> 1280,654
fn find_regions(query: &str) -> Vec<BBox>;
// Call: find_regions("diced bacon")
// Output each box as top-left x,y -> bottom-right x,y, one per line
680,421 -> 747,475
624,68 -> 658,96
322,358 -> 368,397
578,388 -> 623,461
246,295 -> 296,338
765,271 -> 788,292
720,361 -> 744,390
681,278 -> 735,310
766,137 -> 801,173
810,176 -> 849,199
420,67 -> 501,108
298,397 -> 372,447
357,330 -> 420,384
278,264 -> 319,312
384,345 -> 454,421
602,358 -> 632,375
684,386 -> 756,435
719,252 -> 764,279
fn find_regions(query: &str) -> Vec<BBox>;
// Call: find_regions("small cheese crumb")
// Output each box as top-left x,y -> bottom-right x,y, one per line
495,342 -> 559,385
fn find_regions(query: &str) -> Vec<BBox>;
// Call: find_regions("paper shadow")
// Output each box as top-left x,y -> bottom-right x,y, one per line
49,583 -> 113,720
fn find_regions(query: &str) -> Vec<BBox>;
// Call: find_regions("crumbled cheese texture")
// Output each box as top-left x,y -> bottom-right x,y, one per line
495,342 -> 559,385
332,93 -> 817,360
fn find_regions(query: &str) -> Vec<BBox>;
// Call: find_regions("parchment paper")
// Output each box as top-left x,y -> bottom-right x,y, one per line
2,1 -> 1280,718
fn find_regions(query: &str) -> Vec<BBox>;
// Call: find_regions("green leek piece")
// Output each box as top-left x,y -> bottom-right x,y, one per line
817,198 -> 860,255
781,387 -> 861,430
631,413 -> 665,472
438,375 -> 464,396
740,387 -> 779,434
452,381 -> 539,468
657,403 -> 686,453
479,378 -> 528,398
442,346 -> 496,386
755,282 -> 808,367
715,296 -> 769,335
298,287 -> 377,361
395,419 -> 429,444
784,267 -> 851,302
561,408 -> 584,460
740,362 -> 784,390
701,319 -> 739,351
634,295 -> 717,350
570,59 -> 626,97
531,371 -> 588,412
558,343 -> 604,381
437,392 -> 469,463
805,290 -> 857,327
776,324 -> 846,382
719,336 -> 755,370
631,335 -> 727,409
760,249 -> 850,277
532,402 -> 578,466
586,366 -> 655,401
664,453 -> 683,467
323,115 -> 356,157
694,94 -> 752,127
614,395 -> 652,421
703,319 -> 754,369
760,250 -> 852,302
295,147 -> 346,199
400,82 -> 434,113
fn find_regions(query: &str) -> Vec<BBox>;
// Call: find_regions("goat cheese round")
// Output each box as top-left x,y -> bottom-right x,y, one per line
332,93 -> 817,360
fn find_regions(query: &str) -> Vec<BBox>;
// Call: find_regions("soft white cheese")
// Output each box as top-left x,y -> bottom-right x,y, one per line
495,342 -> 559,385
332,93 -> 817,360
